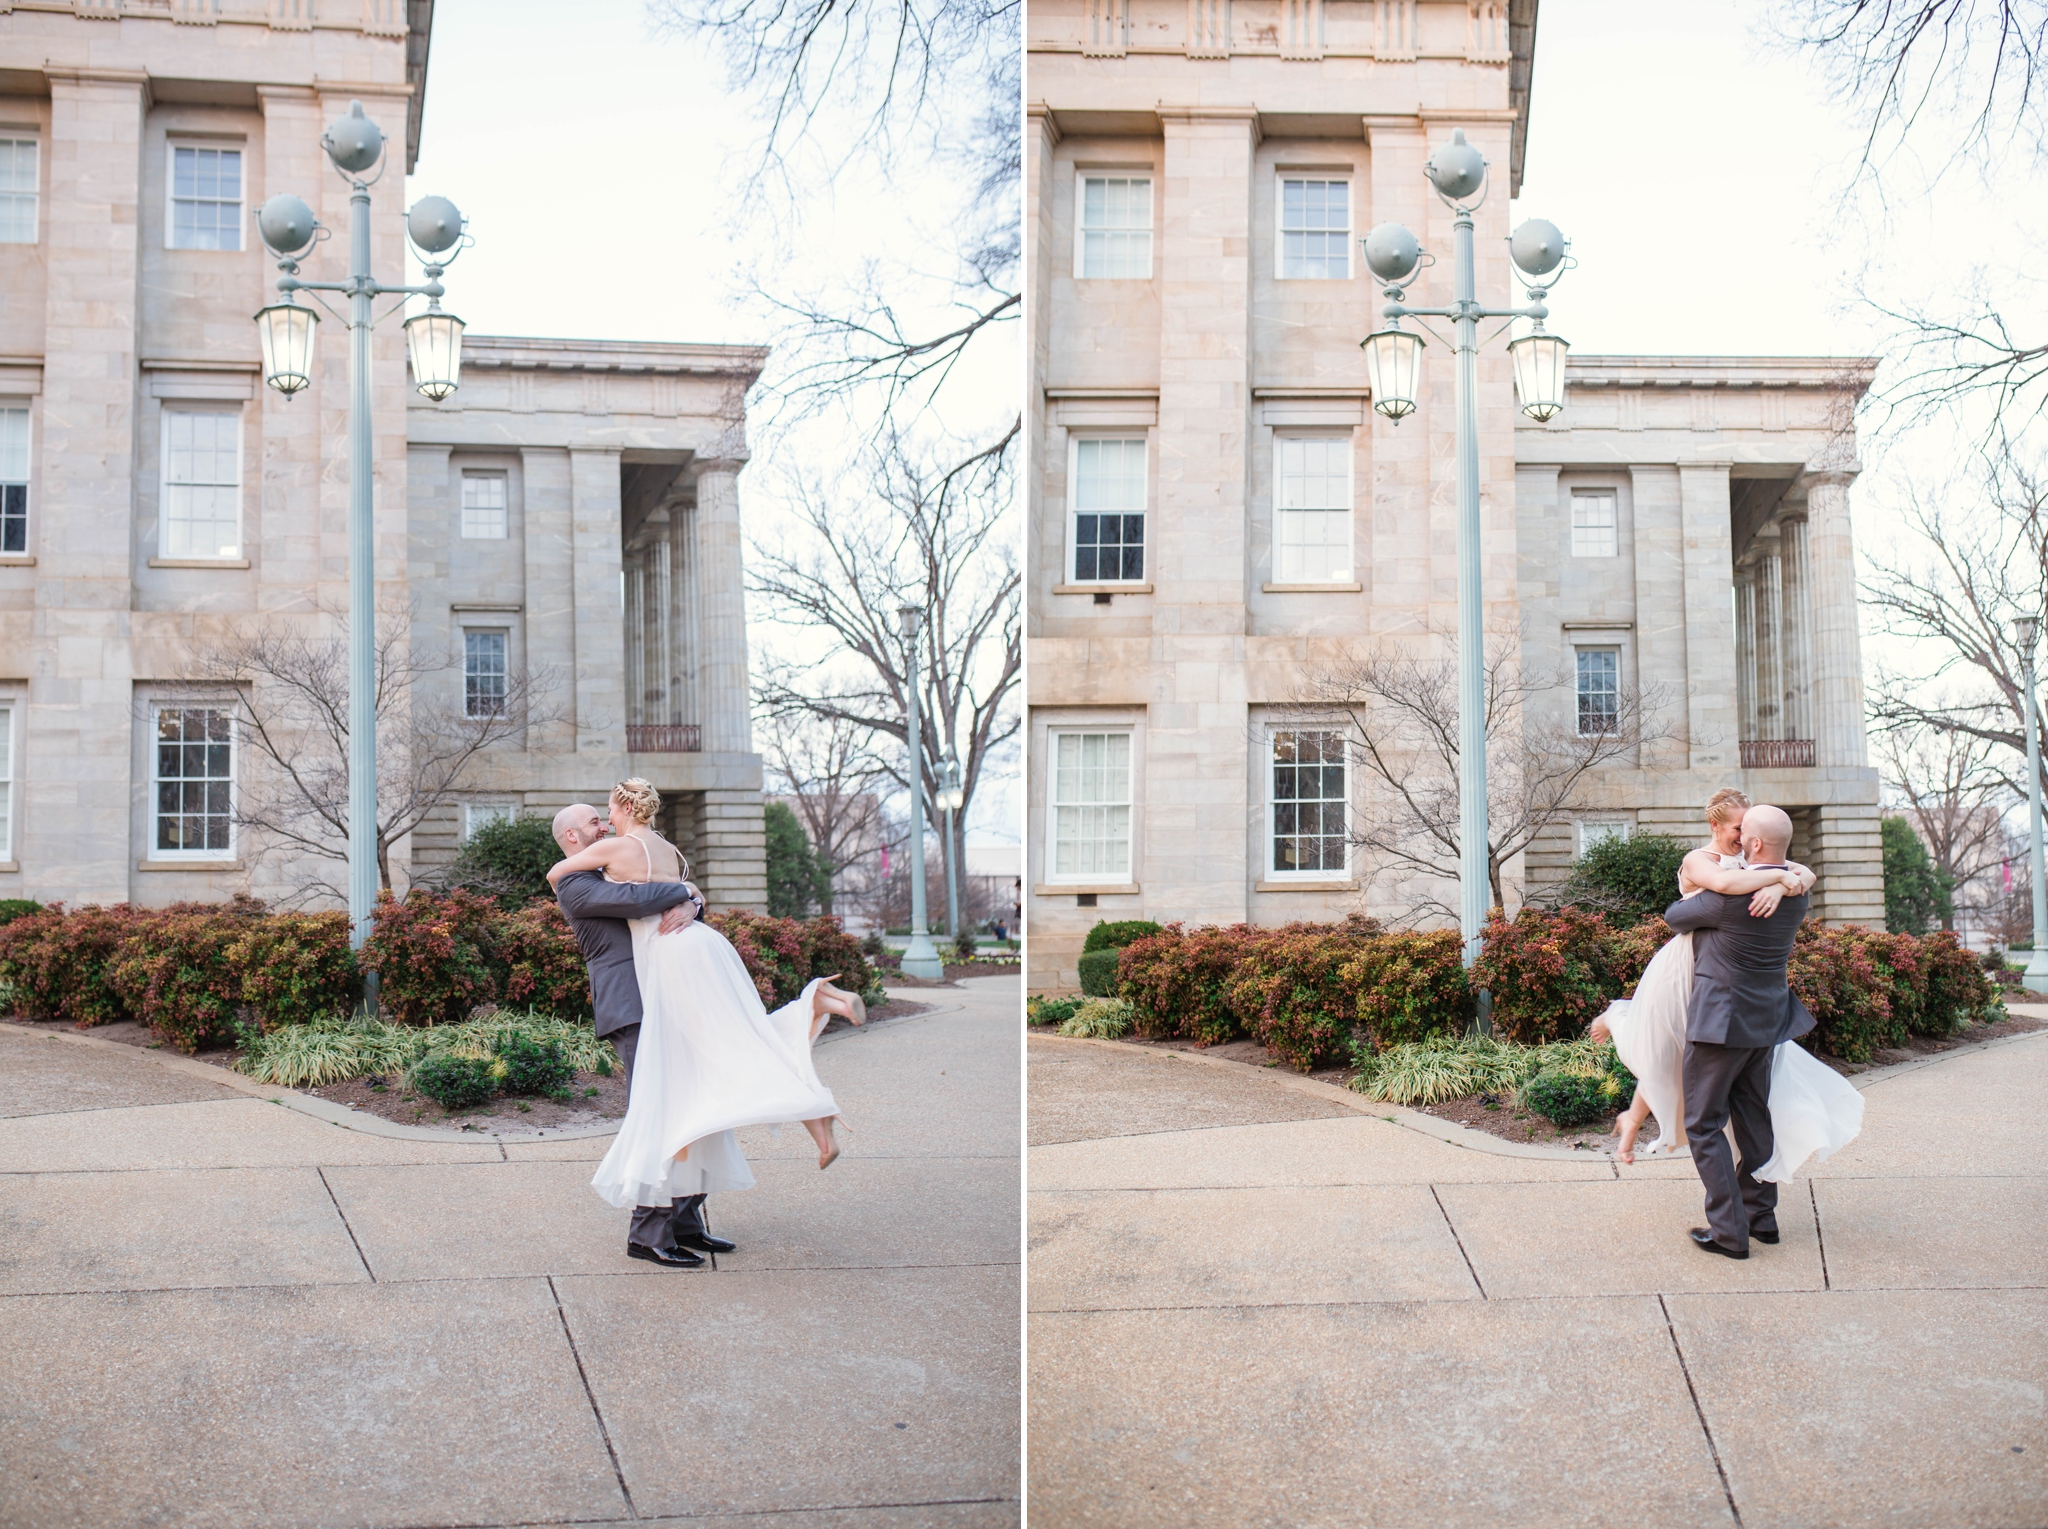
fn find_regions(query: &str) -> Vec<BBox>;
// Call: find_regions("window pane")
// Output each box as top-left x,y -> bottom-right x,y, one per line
1278,178 -> 1350,279
1576,649 -> 1620,735
153,706 -> 233,855
1275,438 -> 1351,582
465,631 -> 509,718
1272,729 -> 1346,874
1051,731 -> 1132,878
1079,177 -> 1152,279
169,146 -> 242,251
1571,493 -> 1618,558
461,473 -> 509,539
0,139 -> 34,244
1073,439 -> 1145,582
162,412 -> 240,558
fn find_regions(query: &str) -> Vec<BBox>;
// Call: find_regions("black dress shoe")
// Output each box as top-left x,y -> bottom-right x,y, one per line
1689,1228 -> 1749,1260
674,1231 -> 737,1254
627,1242 -> 706,1269
1751,1227 -> 1780,1245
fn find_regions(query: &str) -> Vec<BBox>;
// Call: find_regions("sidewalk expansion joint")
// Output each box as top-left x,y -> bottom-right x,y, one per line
317,1165 -> 377,1282
1431,1184 -> 1487,1299
548,1273 -> 638,1521
1809,1181 -> 1830,1290
1659,1292 -> 1743,1528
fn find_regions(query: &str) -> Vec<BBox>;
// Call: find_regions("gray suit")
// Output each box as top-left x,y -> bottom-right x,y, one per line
555,870 -> 706,1250
1663,877 -> 1816,1253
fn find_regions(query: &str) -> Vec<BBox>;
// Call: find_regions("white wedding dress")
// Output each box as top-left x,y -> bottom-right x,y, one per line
1596,852 -> 1863,1180
589,846 -> 843,1212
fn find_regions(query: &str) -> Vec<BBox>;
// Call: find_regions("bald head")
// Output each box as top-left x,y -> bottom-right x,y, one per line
553,803 -> 606,854
1741,804 -> 1794,862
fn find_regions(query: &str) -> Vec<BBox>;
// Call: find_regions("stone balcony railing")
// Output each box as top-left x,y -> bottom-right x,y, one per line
626,724 -> 702,753
1740,738 -> 1817,769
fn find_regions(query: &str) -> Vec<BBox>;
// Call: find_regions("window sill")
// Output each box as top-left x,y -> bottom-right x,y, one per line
0,861 -> 19,874
137,858 -> 244,872
1033,882 -> 1139,897
1053,583 -> 1152,596
1255,879 -> 1358,893
0,555 -> 33,567
1262,581 -> 1362,593
149,557 -> 250,570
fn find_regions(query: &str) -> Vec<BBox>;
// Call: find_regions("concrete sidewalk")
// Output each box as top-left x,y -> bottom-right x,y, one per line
0,977 -> 1021,1529
1028,1028 -> 2048,1528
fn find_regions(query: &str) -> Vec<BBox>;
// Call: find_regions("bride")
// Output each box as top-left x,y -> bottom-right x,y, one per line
546,779 -> 869,1216
1591,787 -> 1862,1177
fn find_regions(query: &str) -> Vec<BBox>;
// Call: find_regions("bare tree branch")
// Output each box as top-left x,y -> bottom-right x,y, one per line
756,698 -> 899,914
172,607 -> 562,902
1281,631 -> 1685,921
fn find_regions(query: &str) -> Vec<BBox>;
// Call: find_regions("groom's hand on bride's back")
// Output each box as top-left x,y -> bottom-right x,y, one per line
657,883 -> 705,936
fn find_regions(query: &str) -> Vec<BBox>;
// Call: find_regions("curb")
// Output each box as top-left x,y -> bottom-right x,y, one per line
1030,1020 -> 2048,1163
0,989 -> 969,1147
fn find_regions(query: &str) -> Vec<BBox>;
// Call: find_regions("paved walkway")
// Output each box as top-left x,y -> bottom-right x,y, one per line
0,977 -> 1021,1529
1028,1026 -> 2048,1528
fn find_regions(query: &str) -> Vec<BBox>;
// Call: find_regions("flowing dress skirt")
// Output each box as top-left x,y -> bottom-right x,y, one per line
590,916 -> 841,1211
1593,902 -> 1864,1178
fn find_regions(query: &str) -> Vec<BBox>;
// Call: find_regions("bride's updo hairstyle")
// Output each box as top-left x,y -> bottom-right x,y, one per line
612,777 -> 660,826
1705,787 -> 1751,827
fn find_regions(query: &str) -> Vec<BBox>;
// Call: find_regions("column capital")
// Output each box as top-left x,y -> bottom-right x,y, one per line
1028,102 -> 1062,145
1800,465 -> 1857,489
693,456 -> 749,478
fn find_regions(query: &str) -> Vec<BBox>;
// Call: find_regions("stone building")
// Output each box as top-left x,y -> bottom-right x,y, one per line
1025,0 -> 1883,989
0,1 -> 768,911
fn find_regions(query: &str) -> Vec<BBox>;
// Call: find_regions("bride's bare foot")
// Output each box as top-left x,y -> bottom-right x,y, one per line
809,975 -> 868,1041
1614,1113 -> 1640,1165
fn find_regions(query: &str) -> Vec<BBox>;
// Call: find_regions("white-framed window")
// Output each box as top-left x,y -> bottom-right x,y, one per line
1048,729 -> 1133,881
464,630 -> 508,718
463,802 -> 517,840
1076,175 -> 1151,279
0,138 -> 37,244
1070,436 -> 1146,584
152,705 -> 234,859
0,407 -> 27,554
1571,491 -> 1618,557
160,409 -> 241,559
0,703 -> 14,861
461,472 -> 508,539
1274,435 -> 1352,582
1270,729 -> 1348,877
167,144 -> 243,251
1277,177 -> 1350,279
1576,820 -> 1631,856
1576,647 -> 1620,736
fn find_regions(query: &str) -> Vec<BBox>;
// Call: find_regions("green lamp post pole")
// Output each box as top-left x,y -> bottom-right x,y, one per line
253,102 -> 469,995
897,606 -> 945,980
1357,129 -> 1575,1027
2018,616 -> 2048,989
939,752 -> 965,940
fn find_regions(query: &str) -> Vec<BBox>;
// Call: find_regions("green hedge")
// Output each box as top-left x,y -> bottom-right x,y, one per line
1077,948 -> 1121,995
1082,919 -> 1164,953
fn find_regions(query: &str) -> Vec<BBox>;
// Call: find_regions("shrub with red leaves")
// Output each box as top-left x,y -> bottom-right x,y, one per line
1223,916 -> 1383,1071
498,900 -> 593,1021
1471,906 -> 1621,1044
1116,923 -> 1264,1045
1341,928 -> 1473,1047
0,902 -> 148,1029
364,887 -> 504,1027
228,911 -> 360,1032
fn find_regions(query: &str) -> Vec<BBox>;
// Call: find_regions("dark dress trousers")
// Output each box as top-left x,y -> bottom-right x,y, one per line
555,870 -> 706,1249
1662,881 -> 1817,1253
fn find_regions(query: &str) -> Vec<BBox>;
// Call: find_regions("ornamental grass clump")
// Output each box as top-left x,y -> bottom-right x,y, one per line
1028,996 -> 1082,1027
1349,1032 -> 1631,1111
1057,998 -> 1136,1039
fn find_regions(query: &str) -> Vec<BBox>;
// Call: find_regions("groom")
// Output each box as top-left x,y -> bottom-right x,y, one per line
550,803 -> 737,1271
1662,803 -> 1817,1260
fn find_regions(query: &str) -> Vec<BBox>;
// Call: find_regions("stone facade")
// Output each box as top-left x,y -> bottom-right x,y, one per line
1025,0 -> 1882,990
0,3 -> 770,912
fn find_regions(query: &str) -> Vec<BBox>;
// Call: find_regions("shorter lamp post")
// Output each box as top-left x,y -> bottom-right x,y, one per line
897,606 -> 946,980
2018,616 -> 2048,989
937,752 -> 965,940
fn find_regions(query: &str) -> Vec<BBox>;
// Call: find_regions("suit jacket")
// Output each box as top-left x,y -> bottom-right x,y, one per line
1663,879 -> 1817,1049
554,871 -> 702,1038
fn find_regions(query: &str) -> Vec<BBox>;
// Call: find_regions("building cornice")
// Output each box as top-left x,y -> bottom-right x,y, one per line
1566,355 -> 1880,395
462,336 -> 771,380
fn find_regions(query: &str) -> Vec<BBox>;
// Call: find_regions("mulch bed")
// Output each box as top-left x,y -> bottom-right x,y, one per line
11,995 -> 941,1133
878,963 -> 1019,986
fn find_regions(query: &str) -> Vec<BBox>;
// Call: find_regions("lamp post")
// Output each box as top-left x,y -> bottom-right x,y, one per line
2018,616 -> 2048,989
897,606 -> 946,980
938,752 -> 965,940
252,101 -> 469,978
1357,128 -> 1573,982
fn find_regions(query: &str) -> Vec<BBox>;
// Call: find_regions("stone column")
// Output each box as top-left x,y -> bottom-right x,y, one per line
520,447 -> 577,755
1678,463 -> 1739,773
1779,513 -> 1813,743
1733,565 -> 1757,744
1146,106 -> 1255,927
27,70 -> 146,903
667,496 -> 699,736
691,458 -> 751,755
1752,529 -> 1783,742
1804,469 -> 1870,770
1629,465 -> 1685,770
568,447 -> 627,753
